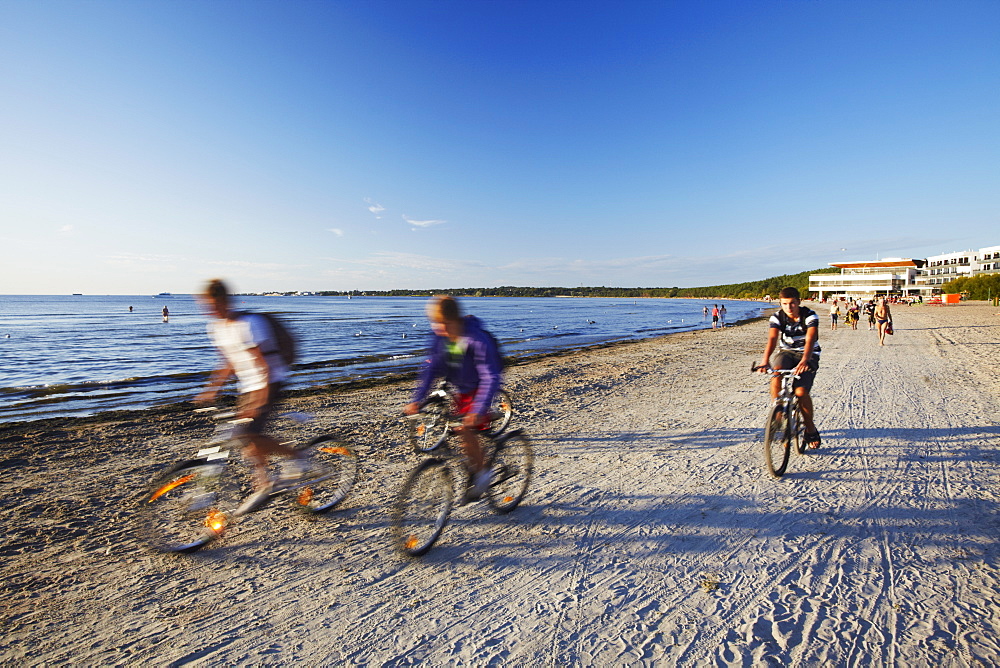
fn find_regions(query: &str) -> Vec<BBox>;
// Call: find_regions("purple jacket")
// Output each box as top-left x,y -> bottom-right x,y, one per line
411,315 -> 503,417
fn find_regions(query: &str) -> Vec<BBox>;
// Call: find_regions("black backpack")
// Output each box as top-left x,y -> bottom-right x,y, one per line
237,311 -> 297,367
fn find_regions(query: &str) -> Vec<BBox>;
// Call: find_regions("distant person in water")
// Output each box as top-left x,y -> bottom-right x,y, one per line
129,305 -> 133,313
719,304 -> 727,327
162,306 -> 169,322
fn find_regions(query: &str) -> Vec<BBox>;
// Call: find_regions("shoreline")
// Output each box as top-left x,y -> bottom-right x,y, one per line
0,311 -> 772,434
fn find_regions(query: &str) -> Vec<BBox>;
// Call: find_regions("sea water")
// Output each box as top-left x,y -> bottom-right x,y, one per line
0,295 -> 769,422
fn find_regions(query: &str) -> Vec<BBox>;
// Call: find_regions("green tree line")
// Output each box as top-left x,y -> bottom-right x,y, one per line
312,267 -> 839,300
941,273 -> 1000,300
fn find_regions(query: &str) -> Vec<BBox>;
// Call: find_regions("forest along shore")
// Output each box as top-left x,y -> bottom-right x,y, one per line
2,303 -> 1000,665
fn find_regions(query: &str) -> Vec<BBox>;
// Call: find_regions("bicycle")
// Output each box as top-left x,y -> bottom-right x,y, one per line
409,381 -> 514,453
392,408 -> 533,557
751,363 -> 806,478
141,408 -> 358,553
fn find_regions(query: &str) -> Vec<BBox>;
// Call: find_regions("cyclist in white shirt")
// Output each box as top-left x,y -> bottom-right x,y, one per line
195,279 -> 304,514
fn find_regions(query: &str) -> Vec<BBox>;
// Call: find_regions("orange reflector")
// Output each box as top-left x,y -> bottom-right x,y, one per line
205,509 -> 227,533
319,446 -> 350,456
149,474 -> 195,502
406,536 -> 419,550
298,488 -> 314,505
503,496 -> 514,503
416,425 -> 426,436
501,403 -> 510,411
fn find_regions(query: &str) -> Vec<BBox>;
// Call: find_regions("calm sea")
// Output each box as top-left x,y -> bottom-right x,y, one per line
0,295 -> 768,422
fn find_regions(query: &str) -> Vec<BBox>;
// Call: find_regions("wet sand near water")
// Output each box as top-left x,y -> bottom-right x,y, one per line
2,302 -> 1000,664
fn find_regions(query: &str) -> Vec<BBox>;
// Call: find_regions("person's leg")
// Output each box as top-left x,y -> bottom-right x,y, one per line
242,434 -> 300,489
794,387 -> 816,433
457,426 -> 485,474
237,385 -> 300,490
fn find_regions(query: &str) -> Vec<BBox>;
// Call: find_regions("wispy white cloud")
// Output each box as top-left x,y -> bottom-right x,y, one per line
403,215 -> 446,229
58,224 -> 74,235
329,228 -> 344,237
365,198 -> 385,219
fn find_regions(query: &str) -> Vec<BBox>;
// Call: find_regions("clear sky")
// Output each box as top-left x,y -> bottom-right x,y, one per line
1,0 -> 998,294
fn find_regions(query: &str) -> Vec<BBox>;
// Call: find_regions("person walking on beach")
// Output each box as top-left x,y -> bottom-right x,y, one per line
195,278 -> 305,515
711,305 -> 720,329
830,300 -> 840,330
875,297 -> 893,346
864,300 -> 876,330
162,305 -> 169,323
405,295 -> 503,502
758,286 -> 822,449
846,302 -> 859,329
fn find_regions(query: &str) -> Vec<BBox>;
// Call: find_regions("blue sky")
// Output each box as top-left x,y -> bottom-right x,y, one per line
1,0 -> 997,294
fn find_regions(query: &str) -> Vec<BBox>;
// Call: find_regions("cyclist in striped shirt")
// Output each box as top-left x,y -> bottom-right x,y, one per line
757,286 -> 822,449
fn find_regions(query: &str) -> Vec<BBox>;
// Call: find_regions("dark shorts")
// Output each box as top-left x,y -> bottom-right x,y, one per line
769,351 -> 819,392
234,383 -> 284,439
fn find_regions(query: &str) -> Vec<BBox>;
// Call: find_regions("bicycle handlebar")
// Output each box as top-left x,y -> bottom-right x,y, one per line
194,406 -> 251,424
404,412 -> 465,430
750,362 -> 799,378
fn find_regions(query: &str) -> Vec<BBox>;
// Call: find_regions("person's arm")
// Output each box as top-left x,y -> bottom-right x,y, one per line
796,325 -> 818,375
196,358 -> 235,404
407,336 -> 444,414
759,327 -> 780,372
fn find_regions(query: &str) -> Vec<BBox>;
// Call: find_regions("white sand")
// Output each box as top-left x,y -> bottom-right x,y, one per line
2,302 -> 1000,665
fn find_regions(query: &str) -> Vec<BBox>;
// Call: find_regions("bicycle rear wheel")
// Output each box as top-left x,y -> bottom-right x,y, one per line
392,459 -> 454,557
142,459 -> 236,553
484,388 -> 514,437
763,405 -> 791,479
290,435 -> 358,513
486,430 -> 533,513
411,398 -> 451,453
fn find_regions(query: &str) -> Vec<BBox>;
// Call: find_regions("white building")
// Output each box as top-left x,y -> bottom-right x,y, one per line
810,244 -> 1000,300
809,259 -> 923,301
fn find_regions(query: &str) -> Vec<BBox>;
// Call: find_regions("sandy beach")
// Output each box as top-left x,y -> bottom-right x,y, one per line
3,301 -> 1000,665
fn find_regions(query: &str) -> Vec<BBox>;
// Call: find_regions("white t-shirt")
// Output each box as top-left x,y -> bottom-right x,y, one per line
208,314 -> 289,392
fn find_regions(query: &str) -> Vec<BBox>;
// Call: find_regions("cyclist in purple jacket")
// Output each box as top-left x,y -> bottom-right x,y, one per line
405,295 -> 503,500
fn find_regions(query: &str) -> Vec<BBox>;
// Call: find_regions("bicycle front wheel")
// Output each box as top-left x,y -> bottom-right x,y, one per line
763,405 -> 791,479
484,388 -> 514,437
791,402 -> 807,455
142,459 -> 235,553
392,459 -> 454,557
486,430 -> 534,514
410,399 -> 451,452
291,435 -> 359,513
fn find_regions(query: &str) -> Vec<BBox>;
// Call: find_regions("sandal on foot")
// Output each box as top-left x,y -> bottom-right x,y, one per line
804,431 -> 821,449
